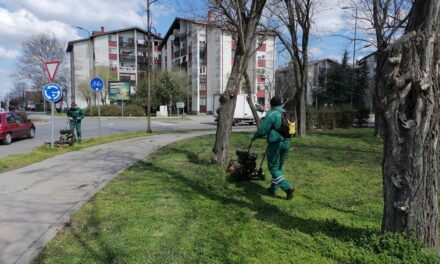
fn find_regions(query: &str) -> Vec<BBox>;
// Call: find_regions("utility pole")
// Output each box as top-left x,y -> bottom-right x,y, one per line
351,7 -> 358,109
146,0 -> 154,133
342,6 -> 358,109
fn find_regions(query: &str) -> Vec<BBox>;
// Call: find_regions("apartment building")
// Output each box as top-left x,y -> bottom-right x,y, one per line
275,58 -> 339,107
307,58 -> 339,107
67,27 -> 162,107
160,16 -> 276,114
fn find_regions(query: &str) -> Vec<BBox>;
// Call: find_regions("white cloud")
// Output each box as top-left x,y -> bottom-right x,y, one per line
312,0 -> 346,36
0,7 -> 80,48
0,47 -> 20,59
1,0 -> 176,32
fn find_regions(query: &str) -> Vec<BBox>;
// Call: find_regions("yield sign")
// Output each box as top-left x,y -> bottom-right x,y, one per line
44,61 -> 60,82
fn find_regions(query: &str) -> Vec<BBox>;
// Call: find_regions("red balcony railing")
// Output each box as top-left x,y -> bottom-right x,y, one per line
257,59 -> 266,68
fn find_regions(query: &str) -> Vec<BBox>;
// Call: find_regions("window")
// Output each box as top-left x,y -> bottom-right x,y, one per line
257,54 -> 265,59
109,35 -> 117,41
199,49 -> 206,59
109,48 -> 117,54
257,84 -> 265,91
200,97 -> 207,106
6,114 -> 16,124
15,115 -> 24,123
200,83 -> 207,91
200,66 -> 206,75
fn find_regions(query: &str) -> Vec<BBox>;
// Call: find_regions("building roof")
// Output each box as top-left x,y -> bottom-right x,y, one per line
357,51 -> 377,64
159,17 -> 277,49
308,58 -> 339,65
66,26 -> 162,52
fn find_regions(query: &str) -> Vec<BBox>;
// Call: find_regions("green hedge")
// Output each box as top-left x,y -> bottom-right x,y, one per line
307,107 -> 370,130
84,104 -> 145,117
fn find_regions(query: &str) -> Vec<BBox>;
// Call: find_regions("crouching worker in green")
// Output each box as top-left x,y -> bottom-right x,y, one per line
252,96 -> 294,200
66,102 -> 85,142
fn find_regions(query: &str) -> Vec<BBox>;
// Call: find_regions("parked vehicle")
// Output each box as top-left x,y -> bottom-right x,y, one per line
0,112 -> 35,145
214,94 -> 265,125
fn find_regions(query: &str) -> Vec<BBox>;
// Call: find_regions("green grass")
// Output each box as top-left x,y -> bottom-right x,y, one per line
33,129 -> 440,264
0,132 -> 151,173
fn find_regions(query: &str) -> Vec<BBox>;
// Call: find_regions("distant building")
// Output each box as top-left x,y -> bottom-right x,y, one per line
66,27 -> 162,108
160,15 -> 276,114
275,58 -> 339,107
275,63 -> 295,102
307,58 -> 339,107
357,52 -> 377,111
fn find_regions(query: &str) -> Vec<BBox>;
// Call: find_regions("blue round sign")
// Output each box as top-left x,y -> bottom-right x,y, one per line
42,83 -> 62,102
90,77 -> 104,92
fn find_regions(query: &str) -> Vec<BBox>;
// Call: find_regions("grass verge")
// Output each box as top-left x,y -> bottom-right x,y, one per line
0,132 -> 151,173
34,129 -> 440,263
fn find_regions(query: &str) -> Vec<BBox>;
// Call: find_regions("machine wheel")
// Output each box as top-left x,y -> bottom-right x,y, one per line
3,133 -> 12,145
232,119 -> 239,126
28,128 -> 35,139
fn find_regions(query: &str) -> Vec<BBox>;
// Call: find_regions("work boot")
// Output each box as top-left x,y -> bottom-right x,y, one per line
285,188 -> 295,200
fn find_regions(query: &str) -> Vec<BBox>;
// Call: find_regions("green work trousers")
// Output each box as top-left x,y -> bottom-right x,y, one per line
267,140 -> 292,194
69,120 -> 82,142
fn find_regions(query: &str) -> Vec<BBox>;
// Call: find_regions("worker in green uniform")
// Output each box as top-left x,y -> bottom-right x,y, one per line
66,102 -> 85,142
252,96 -> 294,199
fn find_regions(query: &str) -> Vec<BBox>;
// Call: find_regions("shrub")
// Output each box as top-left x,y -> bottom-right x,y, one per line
85,104 -> 122,116
123,104 -> 145,116
307,106 -> 367,130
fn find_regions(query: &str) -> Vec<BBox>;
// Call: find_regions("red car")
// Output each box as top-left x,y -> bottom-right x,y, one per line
0,112 -> 36,145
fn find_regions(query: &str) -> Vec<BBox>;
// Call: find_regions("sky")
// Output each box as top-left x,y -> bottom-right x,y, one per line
0,0 -> 374,98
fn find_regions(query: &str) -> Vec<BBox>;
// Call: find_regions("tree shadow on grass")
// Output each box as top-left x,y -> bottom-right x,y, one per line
65,201 -> 123,263
140,160 -> 377,247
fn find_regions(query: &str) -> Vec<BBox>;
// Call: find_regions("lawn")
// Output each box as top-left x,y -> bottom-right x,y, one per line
34,129 -> 440,264
0,132 -> 151,173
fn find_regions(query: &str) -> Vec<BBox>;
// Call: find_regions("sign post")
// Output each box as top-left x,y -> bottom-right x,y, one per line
90,77 -> 104,137
176,102 -> 185,119
42,84 -> 62,148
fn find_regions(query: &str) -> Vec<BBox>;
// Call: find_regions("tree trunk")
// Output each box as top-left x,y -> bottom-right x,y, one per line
244,71 -> 260,127
381,0 -> 440,248
212,55 -> 246,164
295,87 -> 306,137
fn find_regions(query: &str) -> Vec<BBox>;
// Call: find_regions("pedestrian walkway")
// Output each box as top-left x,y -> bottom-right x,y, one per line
0,131 -> 212,264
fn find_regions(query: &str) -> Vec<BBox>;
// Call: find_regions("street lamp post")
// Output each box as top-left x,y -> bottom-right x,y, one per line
76,26 -> 94,115
342,6 -> 358,109
146,0 -> 158,133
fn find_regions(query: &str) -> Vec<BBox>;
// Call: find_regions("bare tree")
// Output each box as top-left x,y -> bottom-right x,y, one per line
209,0 -> 267,164
14,33 -> 68,90
268,0 -> 314,137
7,82 -> 28,108
379,0 -> 440,248
94,65 -> 118,105
350,0 -> 412,137
12,33 -> 69,111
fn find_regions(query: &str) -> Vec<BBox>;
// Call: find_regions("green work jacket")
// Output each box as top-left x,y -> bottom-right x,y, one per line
253,106 -> 290,143
67,108 -> 85,121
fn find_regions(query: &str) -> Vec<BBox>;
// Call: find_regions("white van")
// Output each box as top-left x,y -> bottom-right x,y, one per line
214,94 -> 265,125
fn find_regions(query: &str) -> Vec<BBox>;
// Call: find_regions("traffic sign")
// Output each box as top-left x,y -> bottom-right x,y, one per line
44,61 -> 60,82
176,102 -> 185,109
42,83 -> 62,102
90,77 -> 105,92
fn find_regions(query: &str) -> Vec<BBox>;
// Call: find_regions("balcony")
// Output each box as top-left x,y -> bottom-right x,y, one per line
257,59 -> 266,68
119,66 -> 136,72
119,54 -> 136,61
119,42 -> 135,48
199,75 -> 207,83
137,56 -> 148,62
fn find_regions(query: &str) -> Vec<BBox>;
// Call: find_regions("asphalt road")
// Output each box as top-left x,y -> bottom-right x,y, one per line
0,113 -> 223,158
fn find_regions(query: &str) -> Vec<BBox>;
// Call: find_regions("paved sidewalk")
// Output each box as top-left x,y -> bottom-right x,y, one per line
0,131 -> 213,264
